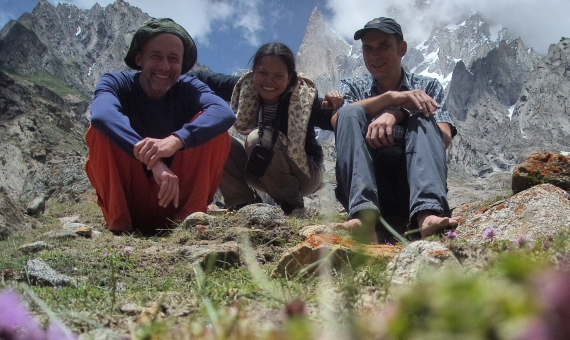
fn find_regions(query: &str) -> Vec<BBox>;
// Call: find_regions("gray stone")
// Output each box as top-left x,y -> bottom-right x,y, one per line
44,230 -> 79,239
181,212 -> 212,227
19,241 -> 51,254
456,184 -> 570,245
26,194 -> 46,216
62,222 -> 89,231
26,258 -> 75,287
234,203 -> 286,227
386,241 -> 460,286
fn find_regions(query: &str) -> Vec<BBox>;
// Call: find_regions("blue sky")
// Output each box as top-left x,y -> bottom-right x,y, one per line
1,0 -> 569,74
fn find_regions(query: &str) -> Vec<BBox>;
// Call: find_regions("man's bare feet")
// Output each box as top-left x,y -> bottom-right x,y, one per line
330,218 -> 378,244
417,211 -> 460,238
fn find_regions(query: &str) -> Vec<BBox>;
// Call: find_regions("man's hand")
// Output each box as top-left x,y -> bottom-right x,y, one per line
366,108 -> 401,148
323,90 -> 344,110
390,90 -> 441,118
150,159 -> 179,208
134,135 -> 184,170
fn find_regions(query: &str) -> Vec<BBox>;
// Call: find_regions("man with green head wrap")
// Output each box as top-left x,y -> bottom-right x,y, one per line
85,18 -> 235,234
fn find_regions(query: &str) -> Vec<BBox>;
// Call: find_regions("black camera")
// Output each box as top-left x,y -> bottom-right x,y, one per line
245,143 -> 274,177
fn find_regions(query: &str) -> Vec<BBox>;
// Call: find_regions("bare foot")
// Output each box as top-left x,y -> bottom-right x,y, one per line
330,218 -> 378,244
417,211 -> 460,238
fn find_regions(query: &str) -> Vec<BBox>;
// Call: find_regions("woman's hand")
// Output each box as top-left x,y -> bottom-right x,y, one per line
323,90 -> 344,110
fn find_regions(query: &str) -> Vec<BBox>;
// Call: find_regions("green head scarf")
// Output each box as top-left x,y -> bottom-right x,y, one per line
124,18 -> 197,74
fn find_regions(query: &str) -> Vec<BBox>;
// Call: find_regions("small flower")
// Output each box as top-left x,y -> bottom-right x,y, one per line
0,289 -> 45,340
125,249 -> 133,255
445,230 -> 458,239
483,226 -> 500,240
104,253 -> 110,258
516,236 -> 532,247
117,244 -> 125,248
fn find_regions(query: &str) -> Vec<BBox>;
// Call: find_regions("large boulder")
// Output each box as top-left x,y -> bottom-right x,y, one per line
456,184 -> 570,245
512,152 -> 570,194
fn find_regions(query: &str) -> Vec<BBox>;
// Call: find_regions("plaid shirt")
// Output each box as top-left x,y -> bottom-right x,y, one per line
339,70 -> 456,139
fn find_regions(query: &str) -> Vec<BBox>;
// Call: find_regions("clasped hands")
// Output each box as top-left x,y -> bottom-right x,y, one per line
133,135 -> 184,208
366,90 -> 440,149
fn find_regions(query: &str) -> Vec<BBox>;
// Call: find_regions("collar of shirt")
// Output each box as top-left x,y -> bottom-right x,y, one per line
368,68 -> 412,97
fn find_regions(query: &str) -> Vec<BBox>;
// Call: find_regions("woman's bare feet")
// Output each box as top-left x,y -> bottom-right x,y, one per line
417,211 -> 460,238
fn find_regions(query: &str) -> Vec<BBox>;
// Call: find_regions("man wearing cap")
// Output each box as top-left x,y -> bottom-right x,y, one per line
85,18 -> 235,234
332,17 -> 459,242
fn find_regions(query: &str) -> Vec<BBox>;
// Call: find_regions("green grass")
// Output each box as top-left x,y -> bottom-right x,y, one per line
1,207 -> 570,339
1,67 -> 84,98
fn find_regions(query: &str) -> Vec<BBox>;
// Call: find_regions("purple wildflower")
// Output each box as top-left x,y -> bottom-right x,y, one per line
483,227 -> 500,240
46,320 -> 78,340
516,236 -> 532,247
0,289 -> 45,340
445,230 -> 458,239
104,253 -> 110,258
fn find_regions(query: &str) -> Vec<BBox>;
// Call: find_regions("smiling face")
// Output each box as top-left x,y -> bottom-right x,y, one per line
252,55 -> 292,105
135,33 -> 184,99
361,30 -> 407,89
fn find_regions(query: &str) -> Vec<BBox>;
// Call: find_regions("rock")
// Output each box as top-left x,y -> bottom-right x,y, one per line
234,203 -> 286,227
512,152 -> 570,194
298,224 -> 332,238
181,212 -> 212,227
289,207 -> 321,219
62,222 -> 88,230
44,230 -> 79,239
271,234 -> 401,279
120,303 -> 143,316
62,222 -> 93,238
26,258 -> 75,287
386,241 -> 460,286
18,241 -> 51,254
26,194 -> 47,216
177,242 -> 241,269
207,204 -> 227,216
74,226 -> 93,238
456,184 -> 570,245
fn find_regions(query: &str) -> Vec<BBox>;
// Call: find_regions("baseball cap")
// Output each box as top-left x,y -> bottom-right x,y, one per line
353,17 -> 404,41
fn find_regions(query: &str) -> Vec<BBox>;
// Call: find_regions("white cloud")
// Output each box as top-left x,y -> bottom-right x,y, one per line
325,0 -> 570,54
48,0 -> 265,46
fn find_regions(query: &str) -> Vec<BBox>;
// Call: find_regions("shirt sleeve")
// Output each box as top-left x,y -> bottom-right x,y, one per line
422,78 -> 458,137
171,76 -> 236,148
188,70 -> 239,102
308,91 -> 335,131
90,72 -> 144,157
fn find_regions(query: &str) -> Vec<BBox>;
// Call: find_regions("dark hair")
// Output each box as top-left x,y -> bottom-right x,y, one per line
250,42 -> 298,88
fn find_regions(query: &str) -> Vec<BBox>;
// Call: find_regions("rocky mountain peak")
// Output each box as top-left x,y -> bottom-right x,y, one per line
296,8 -> 367,94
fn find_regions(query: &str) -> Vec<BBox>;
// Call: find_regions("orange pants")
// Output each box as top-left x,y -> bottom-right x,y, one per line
85,126 -> 230,233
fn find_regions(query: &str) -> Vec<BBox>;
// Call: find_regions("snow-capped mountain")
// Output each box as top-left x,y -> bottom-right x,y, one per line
296,8 -> 569,185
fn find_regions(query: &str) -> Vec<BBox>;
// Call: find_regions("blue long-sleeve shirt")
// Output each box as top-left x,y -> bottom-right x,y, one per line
90,71 -> 236,158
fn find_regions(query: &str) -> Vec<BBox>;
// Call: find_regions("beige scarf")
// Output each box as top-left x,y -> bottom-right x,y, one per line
231,71 -> 317,177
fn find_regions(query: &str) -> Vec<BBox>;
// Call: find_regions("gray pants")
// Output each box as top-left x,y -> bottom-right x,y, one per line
334,105 -> 450,227
220,130 -> 323,209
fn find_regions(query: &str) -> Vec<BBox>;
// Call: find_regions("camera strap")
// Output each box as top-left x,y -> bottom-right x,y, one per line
257,103 -> 282,149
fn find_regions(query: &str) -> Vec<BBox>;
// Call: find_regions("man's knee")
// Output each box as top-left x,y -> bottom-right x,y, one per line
337,105 -> 367,126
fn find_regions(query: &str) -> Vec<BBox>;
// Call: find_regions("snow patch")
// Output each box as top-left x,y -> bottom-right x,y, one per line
507,105 -> 515,120
75,27 -> 82,36
561,151 -> 570,156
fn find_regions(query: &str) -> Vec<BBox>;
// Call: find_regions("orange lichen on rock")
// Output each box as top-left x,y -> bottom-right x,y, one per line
304,234 -> 354,248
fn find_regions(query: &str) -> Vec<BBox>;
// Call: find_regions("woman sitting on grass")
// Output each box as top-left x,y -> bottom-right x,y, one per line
192,42 -> 344,214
